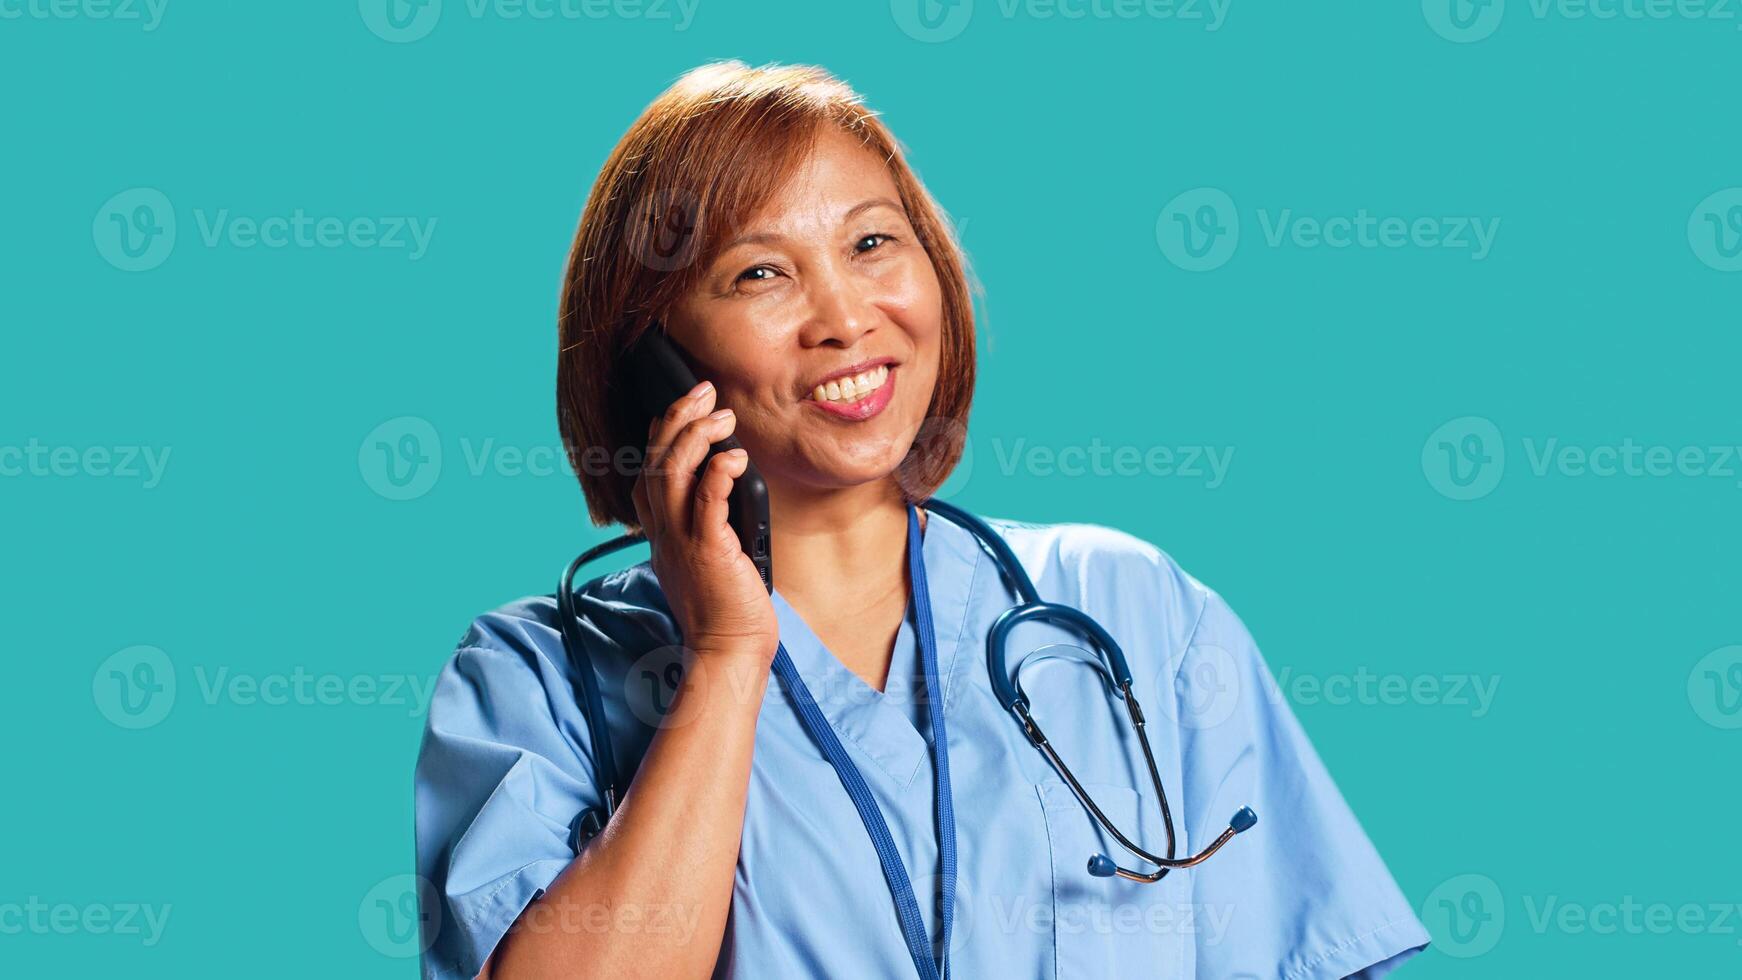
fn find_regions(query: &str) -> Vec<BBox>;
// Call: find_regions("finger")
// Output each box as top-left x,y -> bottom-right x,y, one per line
631,472 -> 655,539
659,408 -> 738,535
691,447 -> 749,547
644,381 -> 716,530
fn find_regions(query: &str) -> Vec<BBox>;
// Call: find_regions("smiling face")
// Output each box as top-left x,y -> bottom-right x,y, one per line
664,126 -> 945,499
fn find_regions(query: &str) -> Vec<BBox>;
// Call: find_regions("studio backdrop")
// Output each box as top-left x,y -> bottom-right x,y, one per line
4,2 -> 1740,977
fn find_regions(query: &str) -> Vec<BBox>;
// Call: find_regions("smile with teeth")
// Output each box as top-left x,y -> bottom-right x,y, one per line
808,364 -> 890,404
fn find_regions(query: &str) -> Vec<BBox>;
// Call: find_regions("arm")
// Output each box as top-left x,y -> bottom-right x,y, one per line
481,642 -> 768,979
487,380 -> 777,979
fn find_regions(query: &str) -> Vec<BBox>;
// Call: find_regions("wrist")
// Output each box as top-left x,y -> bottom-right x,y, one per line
668,648 -> 773,725
690,637 -> 778,667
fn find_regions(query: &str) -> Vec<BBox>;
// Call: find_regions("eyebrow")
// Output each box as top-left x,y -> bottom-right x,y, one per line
716,197 -> 907,253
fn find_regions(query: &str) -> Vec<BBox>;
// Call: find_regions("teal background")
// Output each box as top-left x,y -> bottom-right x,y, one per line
3,1 -> 1739,975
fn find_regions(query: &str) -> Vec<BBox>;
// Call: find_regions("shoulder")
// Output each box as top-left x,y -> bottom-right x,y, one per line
969,515 -> 1224,655
436,561 -> 673,700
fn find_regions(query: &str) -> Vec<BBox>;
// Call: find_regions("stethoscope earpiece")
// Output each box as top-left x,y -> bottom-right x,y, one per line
1231,805 -> 1259,834
1087,806 -> 1259,881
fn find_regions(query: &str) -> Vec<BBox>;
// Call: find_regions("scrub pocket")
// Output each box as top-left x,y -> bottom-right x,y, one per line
1036,780 -> 1191,979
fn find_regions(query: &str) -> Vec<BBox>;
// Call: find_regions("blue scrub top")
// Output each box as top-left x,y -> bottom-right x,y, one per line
415,511 -> 1430,978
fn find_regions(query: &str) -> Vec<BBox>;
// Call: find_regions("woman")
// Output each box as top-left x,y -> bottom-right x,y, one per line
415,61 -> 1429,979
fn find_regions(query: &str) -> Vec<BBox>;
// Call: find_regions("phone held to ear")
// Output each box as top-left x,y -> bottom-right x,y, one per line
625,326 -> 774,592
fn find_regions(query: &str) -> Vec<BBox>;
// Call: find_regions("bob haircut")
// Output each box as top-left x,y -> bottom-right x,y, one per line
556,60 -> 976,530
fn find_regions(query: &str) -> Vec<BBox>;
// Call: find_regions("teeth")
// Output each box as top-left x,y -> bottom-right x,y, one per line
810,364 -> 889,404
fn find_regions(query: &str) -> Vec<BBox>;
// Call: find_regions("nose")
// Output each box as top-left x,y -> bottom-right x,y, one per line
796,264 -> 878,350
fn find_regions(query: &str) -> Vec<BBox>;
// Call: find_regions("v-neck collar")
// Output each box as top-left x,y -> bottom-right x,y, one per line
768,505 -> 983,788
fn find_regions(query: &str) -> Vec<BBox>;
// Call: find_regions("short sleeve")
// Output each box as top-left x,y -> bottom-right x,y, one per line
414,607 -> 603,980
1175,592 -> 1430,979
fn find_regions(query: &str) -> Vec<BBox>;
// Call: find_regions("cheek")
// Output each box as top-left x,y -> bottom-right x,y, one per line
886,258 -> 944,396
885,255 -> 944,331
679,324 -> 789,417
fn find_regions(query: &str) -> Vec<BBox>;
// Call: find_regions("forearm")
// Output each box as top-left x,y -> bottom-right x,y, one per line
485,648 -> 770,980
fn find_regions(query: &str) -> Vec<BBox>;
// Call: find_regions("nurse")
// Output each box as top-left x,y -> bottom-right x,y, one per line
415,61 -> 1430,979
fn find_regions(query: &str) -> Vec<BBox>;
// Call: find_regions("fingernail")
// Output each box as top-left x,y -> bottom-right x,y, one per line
709,408 -> 734,420
692,381 -> 714,399
727,448 -> 748,459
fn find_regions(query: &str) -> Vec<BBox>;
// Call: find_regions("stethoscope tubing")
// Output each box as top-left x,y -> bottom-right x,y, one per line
557,498 -> 1255,878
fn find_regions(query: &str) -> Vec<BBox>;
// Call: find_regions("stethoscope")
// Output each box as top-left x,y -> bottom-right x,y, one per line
558,498 -> 1257,880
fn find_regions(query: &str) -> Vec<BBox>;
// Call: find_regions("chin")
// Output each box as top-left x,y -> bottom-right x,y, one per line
794,446 -> 912,492
817,458 -> 908,490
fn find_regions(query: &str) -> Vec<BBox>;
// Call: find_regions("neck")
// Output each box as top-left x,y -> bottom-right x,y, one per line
766,479 -> 915,608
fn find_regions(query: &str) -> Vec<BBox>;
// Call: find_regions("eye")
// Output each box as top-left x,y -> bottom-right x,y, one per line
736,265 -> 778,284
854,233 -> 893,253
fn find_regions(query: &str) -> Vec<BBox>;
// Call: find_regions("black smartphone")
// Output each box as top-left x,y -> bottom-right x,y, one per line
624,326 -> 773,592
